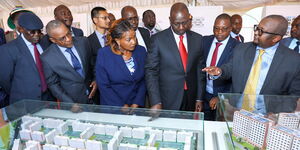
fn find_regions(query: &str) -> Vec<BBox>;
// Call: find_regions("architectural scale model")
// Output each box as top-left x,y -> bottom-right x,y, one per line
11,115 -> 197,150
232,110 -> 300,150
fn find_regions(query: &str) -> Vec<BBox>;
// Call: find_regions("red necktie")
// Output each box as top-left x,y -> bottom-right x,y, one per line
210,42 -> 222,66
179,35 -> 188,90
235,35 -> 240,41
33,44 -> 47,92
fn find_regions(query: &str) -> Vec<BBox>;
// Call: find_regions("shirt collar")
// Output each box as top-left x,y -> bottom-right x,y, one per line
230,32 -> 239,37
57,44 -> 74,52
256,42 -> 279,55
21,34 -> 33,46
171,27 -> 187,39
213,35 -> 230,45
95,30 -> 105,38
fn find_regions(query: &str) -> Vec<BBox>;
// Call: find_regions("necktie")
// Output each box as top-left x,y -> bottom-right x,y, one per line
179,35 -> 188,90
102,35 -> 107,47
242,49 -> 265,111
210,42 -> 222,66
235,35 -> 240,42
65,48 -> 85,77
33,44 -> 47,92
294,41 -> 300,53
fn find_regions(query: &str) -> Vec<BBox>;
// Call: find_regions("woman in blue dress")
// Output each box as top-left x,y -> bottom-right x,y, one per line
96,19 -> 147,108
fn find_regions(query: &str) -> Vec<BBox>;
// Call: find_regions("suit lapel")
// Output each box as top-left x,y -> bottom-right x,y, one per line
166,28 -> 183,71
116,54 -> 133,80
242,44 -> 257,87
186,31 -> 193,72
93,32 -> 102,49
16,36 -> 38,73
217,37 -> 234,66
260,45 -> 285,93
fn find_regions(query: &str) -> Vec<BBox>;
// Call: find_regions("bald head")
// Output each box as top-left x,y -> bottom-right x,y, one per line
54,5 -> 73,28
169,2 -> 190,35
46,20 -> 65,37
121,6 -> 139,30
263,15 -> 288,36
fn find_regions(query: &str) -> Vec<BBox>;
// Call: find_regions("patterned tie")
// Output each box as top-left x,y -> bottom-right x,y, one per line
33,44 -> 47,92
235,35 -> 240,42
179,35 -> 188,90
210,42 -> 222,67
102,35 -> 107,47
65,48 -> 85,78
242,49 -> 265,111
294,41 -> 300,53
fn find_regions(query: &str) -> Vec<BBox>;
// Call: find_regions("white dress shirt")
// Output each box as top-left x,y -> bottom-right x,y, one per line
21,34 -> 43,63
135,29 -> 147,51
288,38 -> 300,53
57,45 -> 83,69
171,28 -> 188,52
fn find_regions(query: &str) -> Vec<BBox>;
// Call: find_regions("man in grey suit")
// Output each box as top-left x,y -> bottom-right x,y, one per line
0,12 -> 53,105
41,20 -> 97,104
280,15 -> 300,53
203,15 -> 300,111
145,3 -> 206,111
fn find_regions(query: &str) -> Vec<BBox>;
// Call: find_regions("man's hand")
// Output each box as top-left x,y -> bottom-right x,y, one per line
71,103 -> 82,113
209,97 -> 219,110
151,103 -> 162,110
88,81 -> 97,99
130,104 -> 139,108
195,101 -> 203,112
202,66 -> 222,76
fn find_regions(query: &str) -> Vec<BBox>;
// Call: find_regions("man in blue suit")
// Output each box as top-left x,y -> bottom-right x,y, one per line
40,5 -> 84,50
0,28 -> 6,46
203,13 -> 240,120
0,12 -> 53,105
280,15 -> 300,53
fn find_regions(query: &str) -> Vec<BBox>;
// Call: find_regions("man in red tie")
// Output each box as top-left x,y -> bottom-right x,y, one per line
202,14 -> 240,120
230,14 -> 244,43
0,12 -> 53,105
145,2 -> 206,111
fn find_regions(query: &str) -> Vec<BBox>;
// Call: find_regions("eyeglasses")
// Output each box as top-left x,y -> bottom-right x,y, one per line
53,31 -> 72,42
254,25 -> 282,36
26,30 -> 42,36
96,16 -> 110,20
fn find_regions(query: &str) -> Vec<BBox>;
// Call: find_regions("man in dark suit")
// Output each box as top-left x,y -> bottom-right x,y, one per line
203,15 -> 300,111
230,14 -> 244,43
145,3 -> 206,111
142,10 -> 160,36
40,5 -> 84,50
121,6 -> 151,51
280,15 -> 300,53
41,20 -> 97,104
203,13 -> 240,120
0,12 -> 53,105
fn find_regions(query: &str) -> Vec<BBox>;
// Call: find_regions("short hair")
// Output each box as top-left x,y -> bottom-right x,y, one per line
46,20 -> 65,37
107,19 -> 134,55
54,5 -> 69,16
215,13 -> 232,25
91,7 -> 106,20
142,10 -> 155,18
264,15 -> 288,36
121,6 -> 136,18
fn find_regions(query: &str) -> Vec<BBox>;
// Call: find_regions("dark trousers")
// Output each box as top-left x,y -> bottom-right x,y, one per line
180,90 -> 190,111
204,92 -> 217,120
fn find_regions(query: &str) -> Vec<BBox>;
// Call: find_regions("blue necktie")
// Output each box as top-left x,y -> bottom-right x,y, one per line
65,48 -> 84,77
294,41 -> 300,53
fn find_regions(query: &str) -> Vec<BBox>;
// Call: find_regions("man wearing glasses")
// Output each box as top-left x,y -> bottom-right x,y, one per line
203,15 -> 300,111
281,15 -> 300,53
0,12 -> 53,105
40,20 -> 97,105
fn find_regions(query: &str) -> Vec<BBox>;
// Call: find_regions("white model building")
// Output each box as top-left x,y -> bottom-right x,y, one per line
149,129 -> 163,141
86,140 -> 102,150
247,115 -> 274,149
43,118 -> 64,129
22,116 -> 42,124
132,127 -> 145,139
21,120 -> 33,130
177,131 -> 193,143
29,121 -> 42,131
105,124 -> 118,136
107,138 -> 118,150
80,126 -> 94,139
72,121 -> 94,132
291,131 -> 300,150
45,129 -> 58,144
43,144 -> 59,150
278,113 -> 300,129
266,125 -> 295,150
69,138 -> 86,149
139,146 -> 157,150
120,126 -> 132,137
94,124 -> 106,135
31,131 -> 45,142
12,139 -> 22,150
54,135 -> 69,146
20,129 -> 32,140
232,110 -> 256,138
163,130 -> 177,142
57,122 -> 68,134
25,140 -> 41,150
147,134 -> 156,146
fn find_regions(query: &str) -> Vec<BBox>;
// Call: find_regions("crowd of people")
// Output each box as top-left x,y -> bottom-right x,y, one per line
0,2 -> 300,123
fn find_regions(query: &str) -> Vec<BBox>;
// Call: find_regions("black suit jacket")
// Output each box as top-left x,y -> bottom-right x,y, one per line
40,27 -> 84,50
41,37 -> 94,104
145,27 -> 206,110
0,36 -> 53,104
203,35 -> 240,97
220,42 -> 300,95
138,27 -> 151,50
87,31 -> 102,64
